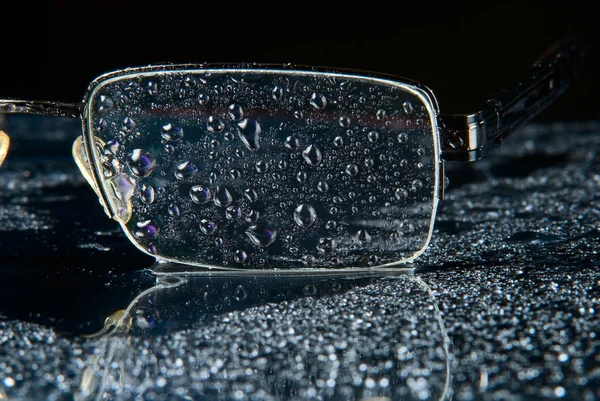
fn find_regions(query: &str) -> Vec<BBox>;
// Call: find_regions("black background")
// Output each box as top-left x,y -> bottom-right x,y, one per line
1,1 -> 598,120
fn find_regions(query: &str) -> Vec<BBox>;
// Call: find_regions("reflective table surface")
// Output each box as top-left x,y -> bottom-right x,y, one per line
0,116 -> 599,400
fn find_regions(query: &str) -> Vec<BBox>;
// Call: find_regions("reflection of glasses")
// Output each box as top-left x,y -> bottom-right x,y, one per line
0,36 -> 585,270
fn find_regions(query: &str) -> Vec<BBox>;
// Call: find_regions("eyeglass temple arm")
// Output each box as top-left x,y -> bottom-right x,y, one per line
439,35 -> 586,162
0,99 -> 82,119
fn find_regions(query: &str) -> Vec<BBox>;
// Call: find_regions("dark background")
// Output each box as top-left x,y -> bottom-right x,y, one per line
1,1 -> 598,120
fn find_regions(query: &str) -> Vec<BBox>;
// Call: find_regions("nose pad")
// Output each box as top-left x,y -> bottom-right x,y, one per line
72,136 -> 113,219
0,130 -> 9,167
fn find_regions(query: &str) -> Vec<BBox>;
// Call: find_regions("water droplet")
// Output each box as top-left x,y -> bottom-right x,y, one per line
226,205 -> 241,220
123,117 -> 136,132
302,145 -> 322,166
147,243 -> 158,255
376,109 -> 386,120
272,86 -> 284,101
97,95 -> 113,112
126,149 -> 156,178
278,160 -> 288,170
399,221 -> 414,236
317,181 -> 329,192
416,147 -> 425,156
164,144 -> 175,154
339,116 -> 351,128
367,131 -> 379,143
309,93 -> 327,110
411,179 -> 423,192
214,237 -> 223,247
294,110 -> 304,119
255,160 -> 270,173
368,255 -> 379,265
294,204 -> 317,228
228,103 -> 244,121
316,237 -> 335,254
133,220 -> 159,239
234,249 -> 248,264
296,171 -> 307,183
357,230 -> 371,243
103,139 -> 120,156
168,204 -> 180,217
244,188 -> 259,202
397,133 -> 408,144
97,118 -> 107,132
326,220 -> 337,229
237,118 -> 261,151
333,136 -> 344,147
246,209 -> 261,223
190,185 -> 212,204
147,81 -> 158,95
345,163 -> 359,176
140,184 -> 155,204
285,136 -> 300,149
301,255 -> 316,265
394,188 -> 408,201
367,175 -> 377,183
229,168 -> 242,180
246,225 -> 277,247
364,158 -> 374,168
198,93 -> 211,105
174,161 -> 198,180
207,116 -> 225,133
161,123 -> 184,142
403,101 -> 414,115
234,285 -> 248,301
214,186 -> 233,207
199,219 -> 218,235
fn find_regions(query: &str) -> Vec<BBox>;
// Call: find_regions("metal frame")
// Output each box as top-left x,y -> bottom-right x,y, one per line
439,35 -> 585,162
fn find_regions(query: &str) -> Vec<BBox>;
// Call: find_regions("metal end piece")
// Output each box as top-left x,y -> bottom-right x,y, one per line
0,130 -> 9,167
72,136 -> 113,219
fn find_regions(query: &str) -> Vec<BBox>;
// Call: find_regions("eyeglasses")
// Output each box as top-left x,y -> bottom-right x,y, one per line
0,36 -> 585,270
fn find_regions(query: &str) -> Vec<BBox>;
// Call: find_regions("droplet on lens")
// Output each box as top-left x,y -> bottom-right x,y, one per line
174,161 -> 198,180
345,163 -> 359,176
97,95 -> 113,112
161,123 -> 184,142
403,101 -> 414,115
316,237 -> 335,254
234,249 -> 248,264
357,229 -> 371,244
294,204 -> 317,228
133,220 -> 159,239
140,184 -> 155,204
123,117 -> 136,132
339,116 -> 351,128
228,103 -> 244,121
317,181 -> 329,192
309,93 -> 327,110
397,133 -> 408,143
237,118 -> 261,151
302,144 -> 322,166
245,225 -> 277,247
244,188 -> 259,203
394,188 -> 408,201
190,185 -> 212,204
199,219 -> 218,235
285,136 -> 300,149
214,186 -> 233,207
367,131 -> 379,143
411,179 -> 423,192
127,149 -> 156,178
207,116 -> 225,133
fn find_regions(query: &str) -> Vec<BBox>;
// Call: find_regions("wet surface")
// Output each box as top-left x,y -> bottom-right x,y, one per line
0,116 -> 599,400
